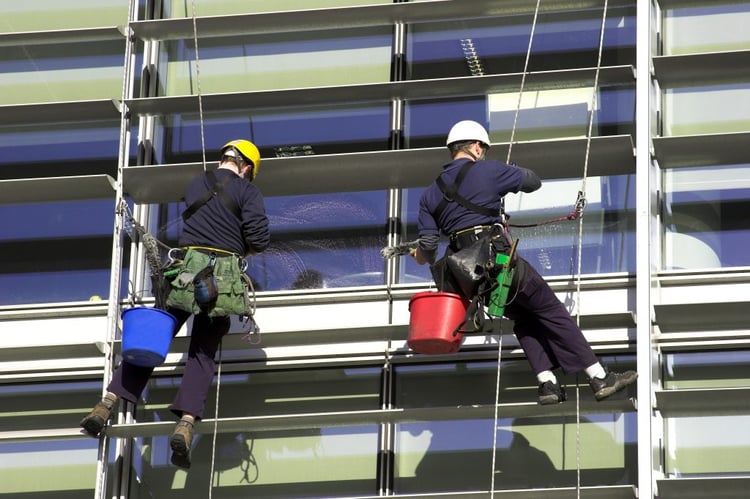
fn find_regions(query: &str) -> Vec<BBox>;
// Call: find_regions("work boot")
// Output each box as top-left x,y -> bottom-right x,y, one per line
590,370 -> 638,401
170,419 -> 195,469
80,400 -> 114,438
538,381 -> 567,405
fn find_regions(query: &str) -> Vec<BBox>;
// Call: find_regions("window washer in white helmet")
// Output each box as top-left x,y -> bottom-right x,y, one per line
411,120 -> 637,405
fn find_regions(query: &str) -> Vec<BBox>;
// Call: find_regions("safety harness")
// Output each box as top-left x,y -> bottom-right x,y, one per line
181,170 -> 241,222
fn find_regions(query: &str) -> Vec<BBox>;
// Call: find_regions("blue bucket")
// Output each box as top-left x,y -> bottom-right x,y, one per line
121,307 -> 177,367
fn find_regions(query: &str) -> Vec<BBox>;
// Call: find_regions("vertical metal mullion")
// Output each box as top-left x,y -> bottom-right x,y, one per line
380,15 -> 408,495
95,1 -> 140,498
636,1 -> 660,498
377,357 -> 395,495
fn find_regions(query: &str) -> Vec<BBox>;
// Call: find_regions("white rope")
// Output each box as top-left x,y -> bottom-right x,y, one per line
573,2 -> 609,498
489,331 -> 503,497
189,2 -> 220,495
191,0 -> 208,173
491,3 -> 541,496
506,0 -> 542,165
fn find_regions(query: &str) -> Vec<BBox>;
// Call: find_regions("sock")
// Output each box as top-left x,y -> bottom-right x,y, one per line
101,392 -> 118,409
536,370 -> 557,384
180,413 -> 195,425
584,362 -> 607,380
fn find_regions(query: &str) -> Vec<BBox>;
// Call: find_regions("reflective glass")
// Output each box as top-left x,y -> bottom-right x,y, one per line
402,174 -> 636,279
156,104 -> 391,164
664,84 -> 750,136
663,351 -> 750,390
0,1 -> 127,32
128,367 -> 381,496
163,0 -> 390,17
407,9 -> 636,80
663,3 -> 750,55
404,86 -> 636,147
0,380 -> 105,496
158,28 -> 392,96
0,40 -> 126,105
665,415 -> 750,476
255,192 -> 388,290
663,164 -> 750,269
0,199 -> 127,305
393,361 -> 637,493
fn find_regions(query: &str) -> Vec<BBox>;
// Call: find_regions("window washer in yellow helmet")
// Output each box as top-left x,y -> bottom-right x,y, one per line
80,139 -> 270,469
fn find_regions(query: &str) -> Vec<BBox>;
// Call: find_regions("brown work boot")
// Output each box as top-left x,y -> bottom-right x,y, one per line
170,419 -> 195,469
80,400 -> 115,438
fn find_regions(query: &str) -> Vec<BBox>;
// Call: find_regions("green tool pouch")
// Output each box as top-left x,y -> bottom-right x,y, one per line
166,248 -> 251,317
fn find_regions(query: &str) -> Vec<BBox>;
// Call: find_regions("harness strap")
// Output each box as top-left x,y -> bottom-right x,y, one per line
433,160 -> 500,221
182,170 -> 242,222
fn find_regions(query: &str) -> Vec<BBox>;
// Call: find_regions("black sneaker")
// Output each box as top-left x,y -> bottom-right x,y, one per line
590,370 -> 638,401
538,381 -> 566,405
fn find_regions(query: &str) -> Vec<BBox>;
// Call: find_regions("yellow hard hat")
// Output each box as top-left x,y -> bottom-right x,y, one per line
220,139 -> 261,178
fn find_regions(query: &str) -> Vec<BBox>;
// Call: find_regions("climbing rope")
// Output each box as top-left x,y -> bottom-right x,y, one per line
489,2 -> 540,496
572,2 -> 609,498
188,1 -> 222,495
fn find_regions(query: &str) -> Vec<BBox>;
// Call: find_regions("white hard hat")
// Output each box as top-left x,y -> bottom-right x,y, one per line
446,120 -> 491,148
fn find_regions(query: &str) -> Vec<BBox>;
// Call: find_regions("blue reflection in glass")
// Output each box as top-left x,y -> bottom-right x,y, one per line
0,199 -> 125,304
162,105 -> 390,163
242,192 -> 388,291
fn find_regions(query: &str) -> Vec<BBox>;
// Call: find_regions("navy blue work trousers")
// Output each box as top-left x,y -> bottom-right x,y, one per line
107,308 -> 230,420
503,257 -> 598,376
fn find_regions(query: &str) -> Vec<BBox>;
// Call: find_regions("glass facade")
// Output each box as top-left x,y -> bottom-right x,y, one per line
1,1 -> 749,498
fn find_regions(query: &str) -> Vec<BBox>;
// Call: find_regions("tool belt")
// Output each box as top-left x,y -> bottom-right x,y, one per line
165,246 -> 252,318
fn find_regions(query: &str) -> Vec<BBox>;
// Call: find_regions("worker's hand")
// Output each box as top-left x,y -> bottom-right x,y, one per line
410,247 -> 427,265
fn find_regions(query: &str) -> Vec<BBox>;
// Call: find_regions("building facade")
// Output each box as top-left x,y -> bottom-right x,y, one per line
1,0 -> 749,498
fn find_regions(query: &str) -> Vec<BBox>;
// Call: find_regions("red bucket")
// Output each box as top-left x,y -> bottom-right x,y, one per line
408,291 -> 469,355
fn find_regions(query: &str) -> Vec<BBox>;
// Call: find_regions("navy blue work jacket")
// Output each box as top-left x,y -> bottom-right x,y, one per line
179,168 -> 270,256
417,158 -> 529,251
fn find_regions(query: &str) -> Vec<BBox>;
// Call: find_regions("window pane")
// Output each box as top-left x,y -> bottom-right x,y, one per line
402,175 -> 636,278
665,416 -> 750,476
258,192 -> 388,290
128,367 -> 381,497
407,10 -> 636,79
162,0 -> 390,17
0,40 -> 126,105
0,200 -> 125,305
664,84 -> 750,136
663,3 -> 750,55
0,380 -> 105,496
158,28 -> 392,96
157,103 -> 391,164
393,361 -> 637,493
663,164 -> 750,269
0,1 -> 127,32
404,87 -> 635,148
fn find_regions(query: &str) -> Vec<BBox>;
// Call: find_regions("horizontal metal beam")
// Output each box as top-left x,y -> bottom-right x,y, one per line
653,132 -> 750,168
106,399 -> 636,438
123,66 -> 634,117
130,0 -> 634,41
0,26 -> 124,47
0,99 -> 120,126
657,477 -> 750,499
654,301 -> 750,333
123,135 -> 635,203
0,175 -> 116,205
653,50 -> 750,87
655,388 -> 750,417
